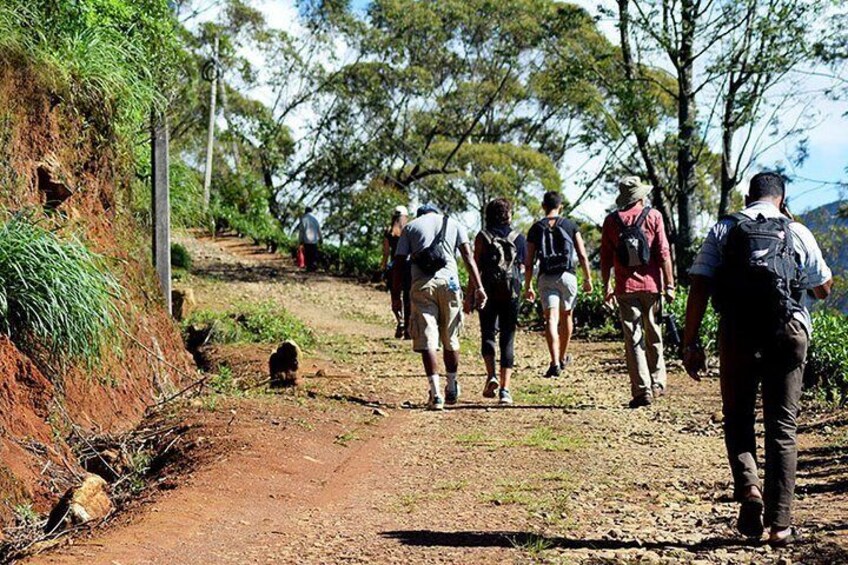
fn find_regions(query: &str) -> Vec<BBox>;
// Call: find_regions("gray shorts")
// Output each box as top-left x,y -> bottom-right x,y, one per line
538,271 -> 578,311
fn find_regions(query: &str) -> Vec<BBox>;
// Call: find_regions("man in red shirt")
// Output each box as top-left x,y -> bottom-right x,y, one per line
600,176 -> 675,408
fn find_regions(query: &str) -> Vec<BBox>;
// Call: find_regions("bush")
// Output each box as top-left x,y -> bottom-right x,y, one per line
170,243 -> 192,270
183,301 -> 314,348
0,215 -> 121,364
807,310 -> 848,404
319,243 -> 382,279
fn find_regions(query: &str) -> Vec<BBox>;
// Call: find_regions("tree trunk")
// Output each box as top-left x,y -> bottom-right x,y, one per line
617,0 -> 676,250
719,81 -> 739,218
675,0 -> 699,282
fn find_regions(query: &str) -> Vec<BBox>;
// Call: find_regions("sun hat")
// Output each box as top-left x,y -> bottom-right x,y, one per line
616,176 -> 652,209
394,205 -> 409,216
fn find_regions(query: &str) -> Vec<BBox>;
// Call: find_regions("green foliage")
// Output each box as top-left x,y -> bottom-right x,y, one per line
183,301 -> 314,348
319,243 -> 383,279
807,310 -> 848,404
170,243 -> 192,271
0,215 -> 121,364
0,0 -> 181,140
667,286 -> 719,354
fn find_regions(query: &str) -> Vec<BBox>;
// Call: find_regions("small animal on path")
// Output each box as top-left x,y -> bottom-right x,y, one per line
269,340 -> 301,387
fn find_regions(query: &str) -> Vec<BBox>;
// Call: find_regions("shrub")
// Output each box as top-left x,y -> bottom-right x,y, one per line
170,243 -> 192,271
807,310 -> 848,404
183,301 -> 314,348
0,215 -> 121,364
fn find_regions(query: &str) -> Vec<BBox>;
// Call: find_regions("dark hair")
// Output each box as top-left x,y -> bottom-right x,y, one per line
304,206 -> 314,214
542,191 -> 562,212
748,172 -> 785,201
485,198 -> 512,228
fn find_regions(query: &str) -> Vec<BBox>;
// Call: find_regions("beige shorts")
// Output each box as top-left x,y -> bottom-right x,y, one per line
410,278 -> 463,352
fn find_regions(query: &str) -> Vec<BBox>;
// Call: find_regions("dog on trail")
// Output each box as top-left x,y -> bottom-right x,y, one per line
269,340 -> 301,387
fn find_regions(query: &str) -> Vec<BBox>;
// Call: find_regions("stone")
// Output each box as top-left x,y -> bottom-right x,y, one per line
372,408 -> 388,417
46,474 -> 112,532
171,287 -> 197,321
711,411 -> 724,424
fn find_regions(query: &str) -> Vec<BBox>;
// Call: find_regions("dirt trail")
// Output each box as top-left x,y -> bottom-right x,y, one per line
27,234 -> 848,565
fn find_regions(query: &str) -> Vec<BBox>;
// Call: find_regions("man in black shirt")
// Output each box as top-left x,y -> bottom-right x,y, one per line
524,191 -> 593,378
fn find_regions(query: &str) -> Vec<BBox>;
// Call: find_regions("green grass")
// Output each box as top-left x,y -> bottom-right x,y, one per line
512,383 -> 576,408
0,215 -> 122,365
334,430 -> 360,446
170,243 -> 192,270
510,426 -> 582,452
183,301 -> 314,348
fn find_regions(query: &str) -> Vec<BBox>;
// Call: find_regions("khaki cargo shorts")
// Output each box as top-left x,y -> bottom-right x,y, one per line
409,277 -> 463,352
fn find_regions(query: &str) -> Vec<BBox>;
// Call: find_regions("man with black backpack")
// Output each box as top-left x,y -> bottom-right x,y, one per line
683,172 -> 832,546
466,198 -> 527,405
525,191 -> 593,378
394,204 -> 488,411
600,176 -> 675,408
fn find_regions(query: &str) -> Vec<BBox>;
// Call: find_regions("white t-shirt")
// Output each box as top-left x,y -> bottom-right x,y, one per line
690,200 -> 832,334
396,213 -> 469,285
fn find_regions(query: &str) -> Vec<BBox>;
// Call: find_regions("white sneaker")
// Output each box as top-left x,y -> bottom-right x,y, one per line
428,392 -> 445,411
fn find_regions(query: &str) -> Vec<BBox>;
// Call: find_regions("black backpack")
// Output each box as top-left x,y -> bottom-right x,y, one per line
614,207 -> 652,267
480,230 -> 521,301
537,218 -> 575,275
411,215 -> 450,275
714,213 -> 804,330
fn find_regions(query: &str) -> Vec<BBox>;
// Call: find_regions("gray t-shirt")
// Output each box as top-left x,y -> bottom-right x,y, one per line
690,200 -> 832,334
396,213 -> 469,284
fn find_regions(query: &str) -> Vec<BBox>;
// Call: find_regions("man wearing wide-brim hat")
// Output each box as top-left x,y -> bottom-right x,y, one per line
600,176 -> 676,408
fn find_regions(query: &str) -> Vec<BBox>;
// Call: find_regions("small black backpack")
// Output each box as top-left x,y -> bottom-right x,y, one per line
614,207 -> 652,267
480,230 -> 521,301
714,213 -> 804,329
411,215 -> 450,275
537,218 -> 575,275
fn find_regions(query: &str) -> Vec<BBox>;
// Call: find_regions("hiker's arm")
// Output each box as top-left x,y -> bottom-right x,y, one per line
812,278 -> 833,300
380,237 -> 390,270
662,255 -> 675,301
460,242 -> 487,309
683,274 -> 711,381
574,232 -> 593,293
599,217 -> 615,304
524,241 -> 537,301
467,236 -> 485,294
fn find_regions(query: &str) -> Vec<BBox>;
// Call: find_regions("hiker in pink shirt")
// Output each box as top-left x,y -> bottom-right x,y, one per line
600,176 -> 675,408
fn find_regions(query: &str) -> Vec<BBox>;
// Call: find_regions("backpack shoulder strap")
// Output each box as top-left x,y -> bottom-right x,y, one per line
635,206 -> 652,228
611,211 -> 626,230
507,230 -> 520,244
436,215 -> 449,243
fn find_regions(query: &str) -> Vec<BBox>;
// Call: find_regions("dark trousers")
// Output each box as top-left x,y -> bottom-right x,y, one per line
303,243 -> 319,272
479,297 -> 520,369
719,317 -> 809,530
390,262 -> 411,329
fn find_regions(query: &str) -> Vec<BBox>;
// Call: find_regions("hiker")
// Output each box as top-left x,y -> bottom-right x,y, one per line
524,191 -> 593,378
683,172 -> 832,546
600,176 -> 674,408
298,207 -> 322,272
466,198 -> 527,405
380,205 -> 411,339
394,204 -> 488,410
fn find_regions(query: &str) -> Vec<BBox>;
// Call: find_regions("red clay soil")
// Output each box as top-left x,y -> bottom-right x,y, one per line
23,233 -> 848,565
0,62 -> 193,524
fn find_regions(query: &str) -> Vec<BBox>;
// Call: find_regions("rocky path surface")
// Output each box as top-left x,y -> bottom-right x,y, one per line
27,234 -> 848,565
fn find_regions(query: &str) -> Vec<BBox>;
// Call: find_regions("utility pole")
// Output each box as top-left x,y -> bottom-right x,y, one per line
202,35 -> 219,211
151,112 -> 172,314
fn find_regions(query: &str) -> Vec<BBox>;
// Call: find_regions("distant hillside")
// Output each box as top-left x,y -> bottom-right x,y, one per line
801,201 -> 848,312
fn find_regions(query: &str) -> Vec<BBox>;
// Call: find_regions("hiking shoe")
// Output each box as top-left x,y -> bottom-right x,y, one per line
428,392 -> 445,411
543,364 -> 561,379
628,393 -> 653,409
499,389 -> 513,405
445,380 -> 460,405
768,527 -> 796,547
737,496 -> 765,539
652,383 -> 666,399
483,377 -> 499,398
560,354 -> 573,370
394,323 -> 405,339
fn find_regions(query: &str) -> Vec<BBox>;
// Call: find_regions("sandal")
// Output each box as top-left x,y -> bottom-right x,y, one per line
768,527 -> 797,548
737,495 -> 765,538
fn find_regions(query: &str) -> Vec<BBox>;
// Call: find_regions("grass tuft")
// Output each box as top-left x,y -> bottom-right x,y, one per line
0,215 -> 121,364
